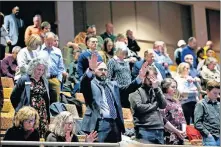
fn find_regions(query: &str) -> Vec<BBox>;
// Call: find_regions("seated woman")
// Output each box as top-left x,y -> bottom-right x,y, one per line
46,111 -> 98,146
200,57 -> 220,84
160,78 -> 186,145
10,57 -> 50,138
3,106 -> 40,147
175,62 -> 200,125
98,38 -> 114,64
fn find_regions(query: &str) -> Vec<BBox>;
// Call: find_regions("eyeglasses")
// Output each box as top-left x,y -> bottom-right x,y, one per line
24,119 -> 35,124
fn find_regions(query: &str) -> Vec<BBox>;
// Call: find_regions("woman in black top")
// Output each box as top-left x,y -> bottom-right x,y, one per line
3,106 -> 40,147
46,111 -> 98,147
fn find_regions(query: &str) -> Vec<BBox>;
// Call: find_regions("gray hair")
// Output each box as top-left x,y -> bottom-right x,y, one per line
188,37 -> 196,43
12,46 -> 21,53
26,57 -> 48,79
114,41 -> 128,56
205,57 -> 217,66
161,78 -> 177,93
49,111 -> 76,137
45,32 -> 56,39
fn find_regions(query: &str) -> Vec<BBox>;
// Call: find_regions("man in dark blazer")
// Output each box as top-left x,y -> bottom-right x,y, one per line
4,6 -> 24,53
80,53 -> 147,143
132,49 -> 169,82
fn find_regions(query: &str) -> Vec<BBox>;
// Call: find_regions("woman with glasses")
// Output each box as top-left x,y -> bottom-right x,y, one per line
175,62 -> 200,125
46,111 -> 98,146
3,106 -> 40,147
11,57 -> 50,138
98,38 -> 114,64
160,78 -> 186,145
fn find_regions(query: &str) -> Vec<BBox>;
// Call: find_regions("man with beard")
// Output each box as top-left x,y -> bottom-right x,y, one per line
80,53 -> 148,142
4,6 -> 24,53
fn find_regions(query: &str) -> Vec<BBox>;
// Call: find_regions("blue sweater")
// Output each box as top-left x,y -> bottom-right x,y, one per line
181,46 -> 197,68
77,50 -> 103,79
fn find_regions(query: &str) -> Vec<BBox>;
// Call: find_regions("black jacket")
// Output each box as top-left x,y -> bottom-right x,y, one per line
3,126 -> 39,147
127,37 -> 140,53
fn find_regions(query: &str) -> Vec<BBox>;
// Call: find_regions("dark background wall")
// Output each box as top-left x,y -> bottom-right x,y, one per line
0,1 -> 56,47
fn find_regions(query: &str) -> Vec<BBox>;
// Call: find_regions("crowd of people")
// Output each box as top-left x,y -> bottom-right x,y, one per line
0,5 -> 220,147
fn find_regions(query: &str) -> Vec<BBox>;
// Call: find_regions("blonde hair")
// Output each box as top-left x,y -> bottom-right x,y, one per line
25,34 -> 42,47
14,106 -> 39,129
177,62 -> 190,75
49,111 -> 76,137
205,57 -> 217,66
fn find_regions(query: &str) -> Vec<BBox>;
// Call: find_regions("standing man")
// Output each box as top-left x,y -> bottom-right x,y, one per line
38,32 -> 66,104
129,66 -> 167,144
24,14 -> 42,44
126,29 -> 140,55
181,37 -> 198,68
80,54 -> 147,142
87,25 -> 104,51
194,80 -> 220,146
4,6 -> 24,53
77,35 -> 103,79
100,23 -> 116,42
174,40 -> 186,65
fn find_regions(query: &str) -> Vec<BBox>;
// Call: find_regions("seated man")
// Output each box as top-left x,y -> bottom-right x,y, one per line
132,49 -> 167,82
194,80 -> 220,146
1,46 -> 21,78
129,66 -> 167,144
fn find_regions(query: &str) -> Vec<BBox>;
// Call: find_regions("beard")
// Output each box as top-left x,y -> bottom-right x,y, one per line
95,75 -> 107,81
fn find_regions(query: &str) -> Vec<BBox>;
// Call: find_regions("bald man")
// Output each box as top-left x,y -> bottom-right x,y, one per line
80,54 -> 146,142
38,32 -> 66,103
100,23 -> 116,42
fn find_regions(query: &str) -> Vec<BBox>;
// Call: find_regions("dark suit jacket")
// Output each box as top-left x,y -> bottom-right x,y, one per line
80,71 -> 141,133
127,37 -> 140,53
132,60 -> 167,80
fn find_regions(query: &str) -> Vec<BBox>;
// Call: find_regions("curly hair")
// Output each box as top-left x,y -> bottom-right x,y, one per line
26,57 -> 48,79
49,111 -> 76,137
14,106 -> 40,129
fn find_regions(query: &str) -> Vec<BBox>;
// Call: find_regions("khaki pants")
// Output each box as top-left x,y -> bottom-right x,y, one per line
48,78 -> 60,104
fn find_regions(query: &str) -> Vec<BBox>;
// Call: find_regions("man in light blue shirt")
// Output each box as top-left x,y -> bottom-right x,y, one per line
38,32 -> 66,103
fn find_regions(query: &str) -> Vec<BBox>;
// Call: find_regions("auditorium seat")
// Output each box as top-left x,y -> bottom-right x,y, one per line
75,93 -> 85,103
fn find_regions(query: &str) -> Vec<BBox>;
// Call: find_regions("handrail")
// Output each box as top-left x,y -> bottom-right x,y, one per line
1,141 -> 120,146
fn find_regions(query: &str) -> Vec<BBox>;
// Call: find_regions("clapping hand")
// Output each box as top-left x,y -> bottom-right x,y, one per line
85,130 -> 98,142
138,61 -> 149,82
149,75 -> 159,88
65,131 -> 72,142
88,53 -> 98,71
175,130 -> 186,140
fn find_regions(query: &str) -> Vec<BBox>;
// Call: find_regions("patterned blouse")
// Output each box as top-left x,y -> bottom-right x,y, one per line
30,78 -> 49,138
160,94 -> 186,145
107,57 -> 131,87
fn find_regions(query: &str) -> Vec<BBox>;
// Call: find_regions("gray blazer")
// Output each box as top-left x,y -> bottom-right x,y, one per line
0,26 -> 10,46
80,71 -> 141,133
4,14 -> 24,45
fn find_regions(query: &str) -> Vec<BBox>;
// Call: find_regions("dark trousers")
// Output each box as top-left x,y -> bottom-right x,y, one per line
0,44 -> 6,60
135,128 -> 164,144
95,118 -> 121,143
182,101 -> 196,125
8,44 -> 16,53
